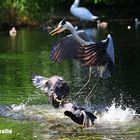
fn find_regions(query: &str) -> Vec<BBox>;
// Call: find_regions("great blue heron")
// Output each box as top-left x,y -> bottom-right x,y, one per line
50,19 -> 115,94
64,103 -> 97,128
70,0 -> 98,22
32,73 -> 70,108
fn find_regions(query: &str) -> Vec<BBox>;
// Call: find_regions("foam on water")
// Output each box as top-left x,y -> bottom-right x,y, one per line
97,103 -> 137,123
10,94 -> 39,112
1,97 -> 139,125
11,103 -> 26,112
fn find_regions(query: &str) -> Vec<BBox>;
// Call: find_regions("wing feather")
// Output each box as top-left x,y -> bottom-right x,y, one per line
78,38 -> 115,78
78,43 -> 105,66
50,31 -> 90,62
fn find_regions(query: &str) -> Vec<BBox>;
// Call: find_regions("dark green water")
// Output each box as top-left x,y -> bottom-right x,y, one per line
0,21 -> 140,140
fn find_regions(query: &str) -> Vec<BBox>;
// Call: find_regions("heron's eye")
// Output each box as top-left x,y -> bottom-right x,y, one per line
61,19 -> 66,26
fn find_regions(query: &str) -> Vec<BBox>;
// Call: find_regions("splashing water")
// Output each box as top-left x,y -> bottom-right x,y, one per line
11,99 -> 29,112
11,93 -> 40,112
1,96 -> 139,126
97,103 -> 137,123
11,103 -> 26,112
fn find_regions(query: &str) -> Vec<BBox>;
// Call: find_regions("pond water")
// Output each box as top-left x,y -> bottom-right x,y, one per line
0,20 -> 140,140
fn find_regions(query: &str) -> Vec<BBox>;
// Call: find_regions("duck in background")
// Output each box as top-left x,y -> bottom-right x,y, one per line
70,0 -> 98,22
97,20 -> 108,29
9,27 -> 17,37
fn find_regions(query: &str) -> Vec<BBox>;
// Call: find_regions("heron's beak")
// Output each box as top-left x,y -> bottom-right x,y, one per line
49,26 -> 63,36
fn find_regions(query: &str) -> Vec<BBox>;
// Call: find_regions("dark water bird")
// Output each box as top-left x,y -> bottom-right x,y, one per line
32,74 -> 97,128
64,103 -> 97,128
49,19 -> 115,94
32,73 -> 70,108
70,0 -> 98,22
32,74 -> 97,127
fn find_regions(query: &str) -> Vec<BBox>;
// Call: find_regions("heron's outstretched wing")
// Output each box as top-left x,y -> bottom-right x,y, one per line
50,31 -> 90,62
78,34 -> 115,78
78,42 -> 106,66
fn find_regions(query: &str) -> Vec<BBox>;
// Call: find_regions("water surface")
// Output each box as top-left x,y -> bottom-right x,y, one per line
0,21 -> 140,140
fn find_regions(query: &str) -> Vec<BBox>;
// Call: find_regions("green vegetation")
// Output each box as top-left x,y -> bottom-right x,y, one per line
92,0 -> 136,5
0,0 -> 54,26
0,0 -> 139,26
0,117 -> 39,140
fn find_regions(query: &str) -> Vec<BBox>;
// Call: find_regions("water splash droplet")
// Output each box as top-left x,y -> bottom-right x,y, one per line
11,103 -> 25,112
97,103 -> 136,123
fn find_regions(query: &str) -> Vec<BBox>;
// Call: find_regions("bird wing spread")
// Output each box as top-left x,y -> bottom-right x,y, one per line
78,41 -> 114,78
78,42 -> 107,66
50,31 -> 90,62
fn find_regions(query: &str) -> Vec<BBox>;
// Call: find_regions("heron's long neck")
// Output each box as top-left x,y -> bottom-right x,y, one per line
73,0 -> 79,7
68,24 -> 90,45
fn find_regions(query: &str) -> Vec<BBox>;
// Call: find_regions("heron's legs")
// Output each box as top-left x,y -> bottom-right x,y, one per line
85,80 -> 99,104
76,66 -> 92,96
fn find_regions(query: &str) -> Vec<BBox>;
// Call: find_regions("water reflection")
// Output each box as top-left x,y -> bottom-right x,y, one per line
10,36 -> 16,51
